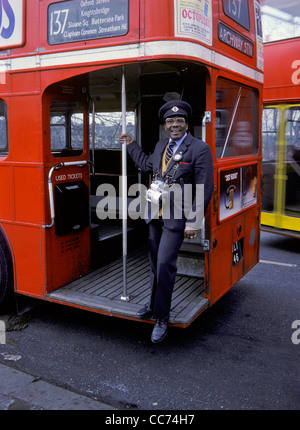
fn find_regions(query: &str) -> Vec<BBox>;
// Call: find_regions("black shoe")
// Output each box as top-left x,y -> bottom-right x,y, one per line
136,305 -> 153,319
151,319 -> 168,343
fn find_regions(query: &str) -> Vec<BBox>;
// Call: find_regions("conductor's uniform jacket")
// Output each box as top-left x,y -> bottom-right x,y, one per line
127,132 -> 214,229
127,132 -> 214,319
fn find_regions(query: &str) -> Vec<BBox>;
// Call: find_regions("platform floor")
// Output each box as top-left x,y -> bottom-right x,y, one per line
47,248 -> 208,327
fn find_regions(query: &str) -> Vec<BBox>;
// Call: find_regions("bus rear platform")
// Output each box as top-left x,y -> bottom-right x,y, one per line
46,245 -> 208,328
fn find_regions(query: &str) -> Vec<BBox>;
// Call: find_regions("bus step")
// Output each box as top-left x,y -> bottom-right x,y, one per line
177,254 -> 204,278
177,238 -> 205,278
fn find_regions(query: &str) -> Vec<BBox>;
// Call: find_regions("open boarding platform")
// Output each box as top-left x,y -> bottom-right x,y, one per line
47,246 -> 208,328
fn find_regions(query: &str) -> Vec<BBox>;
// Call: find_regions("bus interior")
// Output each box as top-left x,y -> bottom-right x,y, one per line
45,61 -> 210,327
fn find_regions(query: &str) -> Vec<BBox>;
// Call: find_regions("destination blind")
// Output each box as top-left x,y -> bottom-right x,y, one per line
47,0 -> 129,45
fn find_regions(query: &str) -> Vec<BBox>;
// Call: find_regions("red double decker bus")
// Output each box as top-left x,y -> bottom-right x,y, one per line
0,0 -> 263,328
261,1 -> 300,238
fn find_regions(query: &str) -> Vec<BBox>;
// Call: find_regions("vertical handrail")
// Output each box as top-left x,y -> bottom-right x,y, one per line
200,111 -> 211,251
121,67 -> 129,301
91,98 -> 96,168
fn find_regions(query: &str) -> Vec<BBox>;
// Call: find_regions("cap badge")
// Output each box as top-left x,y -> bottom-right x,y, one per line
171,106 -> 179,112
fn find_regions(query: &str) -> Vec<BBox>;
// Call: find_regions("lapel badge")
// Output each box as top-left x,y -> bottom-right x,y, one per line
173,152 -> 183,162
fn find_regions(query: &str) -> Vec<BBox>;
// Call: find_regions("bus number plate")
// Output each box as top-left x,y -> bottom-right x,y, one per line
232,239 -> 243,266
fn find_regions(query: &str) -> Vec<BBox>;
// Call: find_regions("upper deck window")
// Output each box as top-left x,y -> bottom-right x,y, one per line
0,101 -> 8,156
223,0 -> 250,31
215,78 -> 258,158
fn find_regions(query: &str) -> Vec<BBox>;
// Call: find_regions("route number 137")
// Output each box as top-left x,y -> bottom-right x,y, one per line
49,9 -> 69,36
228,0 -> 241,19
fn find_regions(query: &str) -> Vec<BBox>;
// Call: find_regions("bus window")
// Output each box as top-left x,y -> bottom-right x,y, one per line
0,101 -> 8,155
262,107 -> 280,162
286,107 -> 300,163
262,107 -> 280,213
89,111 -> 135,149
285,107 -> 300,216
216,79 -> 258,158
50,100 -> 84,157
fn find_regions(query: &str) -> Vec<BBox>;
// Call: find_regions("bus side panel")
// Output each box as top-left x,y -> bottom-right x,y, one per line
13,167 -> 43,224
45,227 -> 90,293
9,93 -> 42,163
0,166 -> 12,220
2,223 -> 45,298
209,207 -> 259,306
209,222 -> 232,305
264,39 -> 300,104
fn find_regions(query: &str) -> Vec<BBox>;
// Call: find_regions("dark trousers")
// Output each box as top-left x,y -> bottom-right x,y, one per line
147,219 -> 184,320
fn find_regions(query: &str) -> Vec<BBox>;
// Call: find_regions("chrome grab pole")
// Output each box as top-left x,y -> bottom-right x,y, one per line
91,98 -> 96,169
200,111 -> 211,251
121,67 -> 129,301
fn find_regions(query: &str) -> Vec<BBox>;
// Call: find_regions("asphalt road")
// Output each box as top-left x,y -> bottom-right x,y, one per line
0,231 -> 299,410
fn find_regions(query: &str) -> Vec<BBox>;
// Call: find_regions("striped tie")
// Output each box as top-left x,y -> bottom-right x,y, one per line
165,141 -> 176,164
